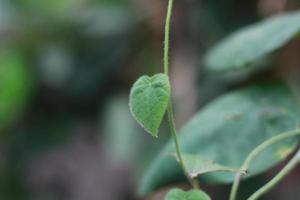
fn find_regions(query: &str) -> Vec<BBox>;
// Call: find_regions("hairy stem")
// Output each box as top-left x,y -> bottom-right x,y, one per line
167,103 -> 199,188
163,0 -> 198,189
247,149 -> 300,200
164,0 -> 174,75
229,129 -> 300,200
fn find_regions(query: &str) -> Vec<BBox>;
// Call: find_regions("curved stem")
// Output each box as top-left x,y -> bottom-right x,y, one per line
247,149 -> 300,200
163,0 -> 198,189
167,103 -> 199,188
229,129 -> 300,200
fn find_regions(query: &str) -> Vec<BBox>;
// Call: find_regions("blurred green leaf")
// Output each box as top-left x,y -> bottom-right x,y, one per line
130,74 -> 170,138
177,153 -> 243,178
139,82 -> 299,195
0,50 -> 34,130
17,0 -> 78,19
205,11 -> 300,72
100,0 -> 129,6
165,188 -> 211,200
101,95 -> 142,164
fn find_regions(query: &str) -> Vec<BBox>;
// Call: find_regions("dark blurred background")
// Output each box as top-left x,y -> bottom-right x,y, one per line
1,0 -> 300,199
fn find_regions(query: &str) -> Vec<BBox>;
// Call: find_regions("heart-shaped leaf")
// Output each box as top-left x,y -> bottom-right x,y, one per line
165,188 -> 211,200
176,153 -> 244,178
129,73 -> 171,137
205,11 -> 300,72
138,82 -> 300,195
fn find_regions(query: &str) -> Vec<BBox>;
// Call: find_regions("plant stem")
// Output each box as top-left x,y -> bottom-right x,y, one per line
247,149 -> 300,200
164,0 -> 174,75
167,103 -> 199,188
229,129 -> 300,200
163,0 -> 199,189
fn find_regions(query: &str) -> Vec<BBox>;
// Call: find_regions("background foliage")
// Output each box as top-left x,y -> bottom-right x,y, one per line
0,0 -> 300,200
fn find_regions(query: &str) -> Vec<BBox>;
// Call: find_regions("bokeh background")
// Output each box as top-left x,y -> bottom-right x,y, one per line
0,0 -> 300,199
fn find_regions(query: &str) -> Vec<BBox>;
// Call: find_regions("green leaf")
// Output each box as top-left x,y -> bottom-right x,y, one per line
138,82 -> 299,195
0,50 -> 34,130
165,188 -> 211,200
176,153 -> 244,178
205,11 -> 300,72
129,73 -> 171,137
102,95 -> 142,163
19,0 -> 76,19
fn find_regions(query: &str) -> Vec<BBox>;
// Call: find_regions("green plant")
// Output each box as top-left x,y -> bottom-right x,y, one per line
129,1 -> 300,199
0,49 -> 34,132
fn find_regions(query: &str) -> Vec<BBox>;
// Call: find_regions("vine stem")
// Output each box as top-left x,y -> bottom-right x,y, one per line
229,129 -> 300,200
164,0 -> 174,75
247,149 -> 300,200
167,103 -> 199,189
163,0 -> 199,189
